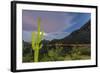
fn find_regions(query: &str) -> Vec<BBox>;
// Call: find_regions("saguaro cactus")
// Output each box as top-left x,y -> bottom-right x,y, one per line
32,17 -> 44,62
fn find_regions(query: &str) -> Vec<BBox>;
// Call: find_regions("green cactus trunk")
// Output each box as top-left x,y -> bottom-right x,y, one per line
34,49 -> 39,62
32,17 -> 44,62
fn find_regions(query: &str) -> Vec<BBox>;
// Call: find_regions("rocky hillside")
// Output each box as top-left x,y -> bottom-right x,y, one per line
48,20 -> 91,44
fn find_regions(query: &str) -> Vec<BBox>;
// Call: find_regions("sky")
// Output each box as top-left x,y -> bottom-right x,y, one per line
22,10 -> 91,42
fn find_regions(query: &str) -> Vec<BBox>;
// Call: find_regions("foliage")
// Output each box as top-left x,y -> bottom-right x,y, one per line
23,41 -> 91,62
65,46 -> 91,60
23,53 -> 33,62
40,46 -> 64,61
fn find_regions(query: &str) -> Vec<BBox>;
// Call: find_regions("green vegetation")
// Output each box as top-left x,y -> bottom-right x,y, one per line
40,46 -> 64,62
22,42 -> 91,62
65,47 -> 91,60
31,17 -> 44,62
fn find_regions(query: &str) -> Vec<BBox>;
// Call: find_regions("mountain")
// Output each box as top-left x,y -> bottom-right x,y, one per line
62,20 -> 90,44
23,20 -> 91,44
49,20 -> 91,44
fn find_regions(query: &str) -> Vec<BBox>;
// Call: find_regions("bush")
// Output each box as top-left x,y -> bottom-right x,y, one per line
40,46 -> 65,62
65,46 -> 91,60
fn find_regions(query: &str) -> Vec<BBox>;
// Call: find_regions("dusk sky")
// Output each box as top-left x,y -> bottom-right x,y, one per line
22,10 -> 91,41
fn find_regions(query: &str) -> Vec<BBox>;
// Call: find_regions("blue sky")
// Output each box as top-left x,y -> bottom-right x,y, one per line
22,10 -> 91,41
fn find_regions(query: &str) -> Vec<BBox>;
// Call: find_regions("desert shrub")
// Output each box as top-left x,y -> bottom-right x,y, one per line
79,47 -> 91,56
40,46 -> 65,62
23,53 -> 34,62
65,46 -> 91,60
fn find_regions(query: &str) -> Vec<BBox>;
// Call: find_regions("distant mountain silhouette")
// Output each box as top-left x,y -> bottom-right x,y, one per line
48,20 -> 91,44
62,20 -> 91,44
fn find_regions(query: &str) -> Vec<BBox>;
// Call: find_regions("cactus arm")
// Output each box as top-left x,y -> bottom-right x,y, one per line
32,32 -> 35,50
37,17 -> 41,44
39,44 -> 42,49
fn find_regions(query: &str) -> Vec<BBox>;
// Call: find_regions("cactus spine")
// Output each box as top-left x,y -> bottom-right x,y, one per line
32,17 -> 44,62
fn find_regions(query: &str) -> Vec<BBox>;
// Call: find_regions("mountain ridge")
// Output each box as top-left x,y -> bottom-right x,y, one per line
46,20 -> 91,44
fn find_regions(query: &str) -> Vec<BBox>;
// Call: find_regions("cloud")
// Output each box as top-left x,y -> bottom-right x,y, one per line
22,10 -> 81,33
22,31 -> 70,42
22,31 -> 32,42
44,32 -> 70,40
